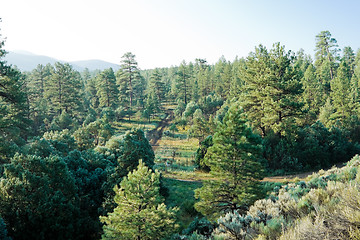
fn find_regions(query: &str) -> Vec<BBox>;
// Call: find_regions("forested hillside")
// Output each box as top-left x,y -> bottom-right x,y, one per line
1,21 -> 360,239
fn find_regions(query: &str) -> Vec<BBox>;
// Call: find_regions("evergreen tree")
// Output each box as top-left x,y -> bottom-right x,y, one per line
214,57 -> 232,99
101,128 -> 155,180
85,76 -> 100,111
195,58 -> 211,97
0,154 -> 80,240
44,62 -> 83,116
351,49 -> 360,105
302,64 -> 324,124
101,160 -> 178,240
0,217 -> 11,240
27,64 -> 52,132
318,97 -> 335,128
314,31 -> 340,92
188,109 -> 210,144
240,43 -> 303,137
342,46 -> 355,77
96,68 -> 119,109
148,68 -> 165,104
143,90 -> 160,122
117,52 -> 140,119
330,61 -> 352,125
195,102 -> 264,219
175,61 -> 191,105
0,28 -> 29,161
229,57 -> 245,99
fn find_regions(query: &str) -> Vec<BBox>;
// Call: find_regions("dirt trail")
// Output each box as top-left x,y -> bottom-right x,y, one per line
146,110 -> 173,151
263,162 -> 346,182
262,171 -> 315,182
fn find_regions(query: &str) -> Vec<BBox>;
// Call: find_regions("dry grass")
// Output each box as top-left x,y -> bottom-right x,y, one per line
155,136 -> 198,164
112,119 -> 160,135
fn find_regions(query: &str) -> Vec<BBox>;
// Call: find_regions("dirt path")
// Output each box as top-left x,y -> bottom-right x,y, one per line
263,162 -> 346,182
262,171 -> 315,182
146,110 -> 173,151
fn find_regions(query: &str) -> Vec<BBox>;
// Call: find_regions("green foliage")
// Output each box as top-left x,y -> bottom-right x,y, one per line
162,178 -> 202,231
195,102 -> 264,218
74,119 -> 114,150
315,30 -> 340,82
43,129 -> 77,155
143,90 -> 160,121
240,43 -> 304,137
101,160 -> 178,239
44,62 -> 83,116
182,101 -> 200,121
64,149 -> 115,239
101,128 -> 155,179
175,61 -> 192,105
0,217 -> 11,240
263,121 -> 360,171
182,217 -> 216,238
194,135 -> 213,172
209,155 -> 360,240
0,51 -> 29,161
96,68 -> 119,109
116,52 -> 142,119
198,93 -> 223,117
213,211 -> 256,240
0,154 -> 79,240
148,68 -> 166,104
188,113 -> 211,144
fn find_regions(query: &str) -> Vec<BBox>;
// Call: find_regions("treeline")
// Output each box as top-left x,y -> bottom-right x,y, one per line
5,31 -> 360,174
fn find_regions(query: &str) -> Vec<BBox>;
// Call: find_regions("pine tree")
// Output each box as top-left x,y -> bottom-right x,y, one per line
44,62 -> 83,116
302,64 -> 325,124
143,90 -> 160,122
229,57 -> 245,99
188,109 -> 210,144
194,102 -> 264,219
0,28 -> 29,161
148,68 -> 165,104
117,52 -> 140,119
351,49 -> 360,105
315,31 -> 340,94
101,160 -> 178,240
85,76 -> 100,111
342,46 -> 355,77
0,154 -> 80,240
96,68 -> 119,109
175,61 -> 191,105
240,43 -> 303,137
330,61 -> 352,125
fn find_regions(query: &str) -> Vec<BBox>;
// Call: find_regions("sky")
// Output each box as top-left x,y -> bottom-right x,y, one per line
1,0 -> 360,69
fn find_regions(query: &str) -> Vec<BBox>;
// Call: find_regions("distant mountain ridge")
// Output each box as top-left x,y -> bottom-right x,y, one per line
4,51 -> 120,72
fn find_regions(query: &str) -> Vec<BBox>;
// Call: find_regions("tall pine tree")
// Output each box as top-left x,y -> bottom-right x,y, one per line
240,43 -> 303,137
96,68 -> 119,109
195,102 -> 264,219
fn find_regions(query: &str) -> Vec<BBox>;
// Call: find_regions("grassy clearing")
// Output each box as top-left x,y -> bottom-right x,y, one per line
154,135 -> 199,171
162,177 -> 202,230
112,117 -> 161,135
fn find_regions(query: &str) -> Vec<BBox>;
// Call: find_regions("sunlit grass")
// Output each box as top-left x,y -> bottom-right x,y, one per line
112,118 -> 161,135
162,177 -> 202,230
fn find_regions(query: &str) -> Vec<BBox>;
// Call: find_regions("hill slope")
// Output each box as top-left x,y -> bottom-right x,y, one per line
4,51 -> 120,72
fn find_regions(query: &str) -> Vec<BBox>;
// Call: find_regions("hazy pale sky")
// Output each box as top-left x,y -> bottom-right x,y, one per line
1,0 -> 360,69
